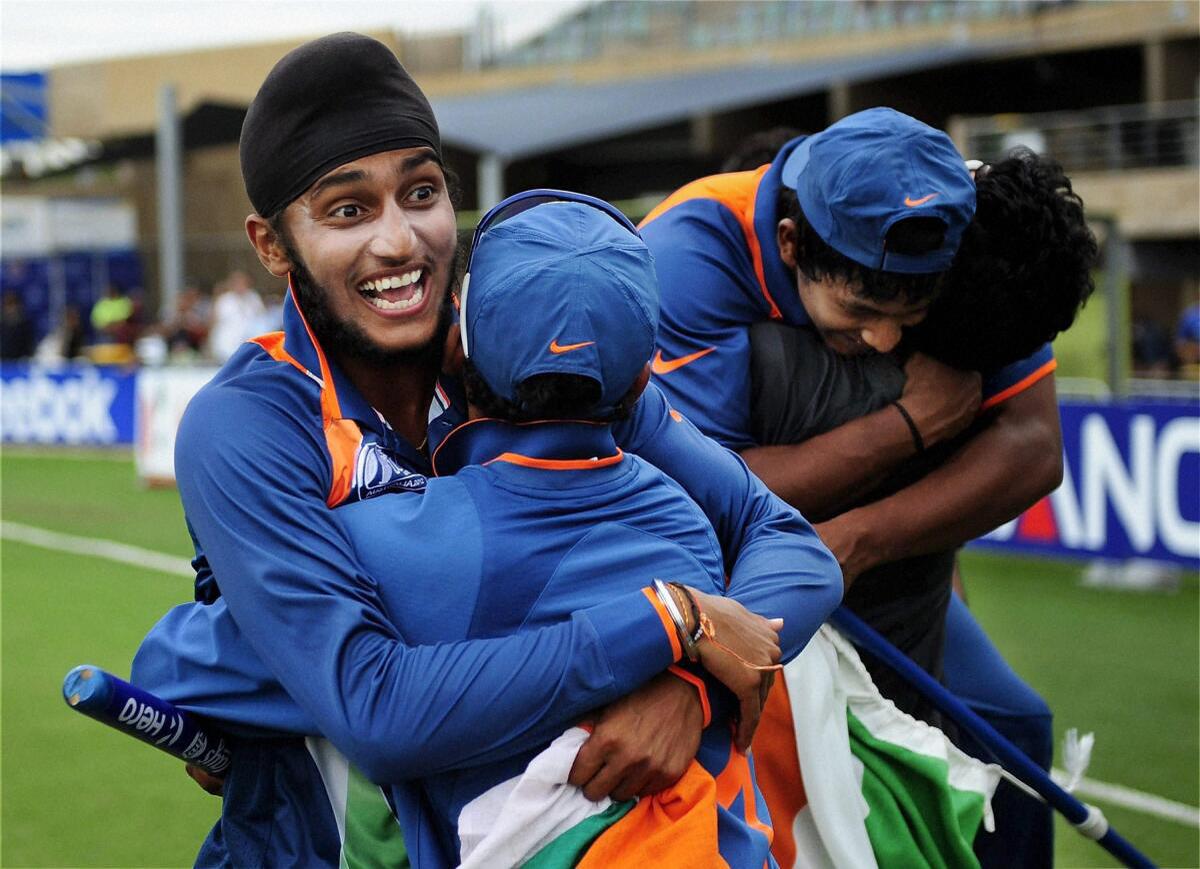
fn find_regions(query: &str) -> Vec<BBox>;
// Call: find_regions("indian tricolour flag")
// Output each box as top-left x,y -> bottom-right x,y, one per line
457,624 -> 999,869
458,727 -> 729,868
766,625 -> 1002,869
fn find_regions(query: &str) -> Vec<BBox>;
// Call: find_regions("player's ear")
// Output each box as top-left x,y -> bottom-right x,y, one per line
246,213 -> 293,278
776,217 -> 799,269
618,362 -> 652,413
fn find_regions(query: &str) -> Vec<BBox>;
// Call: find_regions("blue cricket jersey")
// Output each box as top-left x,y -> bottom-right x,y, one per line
329,416 -> 823,864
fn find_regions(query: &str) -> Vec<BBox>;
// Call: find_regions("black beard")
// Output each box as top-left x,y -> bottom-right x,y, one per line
284,240 -> 454,369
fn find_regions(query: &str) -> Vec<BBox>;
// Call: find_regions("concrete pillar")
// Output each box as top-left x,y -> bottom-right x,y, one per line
1102,218 -> 1130,397
1142,38 -> 1198,103
155,84 -> 185,319
690,113 -> 715,156
1144,39 -> 1166,104
477,153 -> 505,211
946,115 -> 971,156
827,80 -> 852,123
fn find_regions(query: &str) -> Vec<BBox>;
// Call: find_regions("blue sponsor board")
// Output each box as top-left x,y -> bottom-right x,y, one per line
3,370 -> 1196,569
0,363 -> 136,446
975,397 -> 1200,569
1,72 -> 47,143
1,249 -> 145,342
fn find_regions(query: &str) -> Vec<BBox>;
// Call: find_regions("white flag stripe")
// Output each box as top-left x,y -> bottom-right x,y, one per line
459,727 -> 612,868
1,521 -> 193,578
305,737 -> 352,851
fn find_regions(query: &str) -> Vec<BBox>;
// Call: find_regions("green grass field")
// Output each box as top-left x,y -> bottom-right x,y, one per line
1,449 -> 1196,867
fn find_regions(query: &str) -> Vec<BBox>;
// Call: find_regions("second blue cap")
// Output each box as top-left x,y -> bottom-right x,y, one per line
780,107 -> 975,274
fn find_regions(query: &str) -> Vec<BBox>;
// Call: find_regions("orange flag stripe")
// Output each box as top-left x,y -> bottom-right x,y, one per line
576,760 -> 728,869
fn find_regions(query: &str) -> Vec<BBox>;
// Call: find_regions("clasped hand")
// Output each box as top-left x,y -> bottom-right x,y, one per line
570,592 -> 780,800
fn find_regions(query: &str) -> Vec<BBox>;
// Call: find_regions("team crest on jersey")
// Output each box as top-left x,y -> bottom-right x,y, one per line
353,439 -> 427,500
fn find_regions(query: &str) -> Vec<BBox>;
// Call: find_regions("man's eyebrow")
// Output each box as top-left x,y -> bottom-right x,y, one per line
308,151 -> 440,199
845,298 -> 930,317
398,150 -> 439,176
844,300 -> 888,316
308,169 -> 367,200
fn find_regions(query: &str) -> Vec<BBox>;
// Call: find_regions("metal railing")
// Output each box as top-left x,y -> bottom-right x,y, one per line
957,100 -> 1199,173
497,0 -> 1043,68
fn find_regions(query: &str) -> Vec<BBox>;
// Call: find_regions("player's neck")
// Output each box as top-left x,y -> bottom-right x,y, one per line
341,356 -> 439,450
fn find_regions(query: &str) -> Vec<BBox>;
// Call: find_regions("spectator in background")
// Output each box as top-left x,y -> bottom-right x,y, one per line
35,304 -> 87,362
1131,316 -> 1175,378
207,269 -> 265,361
90,283 -> 138,346
1,291 -> 37,359
90,282 -> 135,343
1175,300 -> 1200,378
165,284 -> 213,360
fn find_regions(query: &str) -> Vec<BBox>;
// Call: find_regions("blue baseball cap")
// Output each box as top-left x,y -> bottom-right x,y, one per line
780,107 -> 975,274
462,197 -> 659,414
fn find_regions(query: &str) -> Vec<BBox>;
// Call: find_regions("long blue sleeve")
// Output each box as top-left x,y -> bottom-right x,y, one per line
614,382 -> 843,661
146,384 -> 678,784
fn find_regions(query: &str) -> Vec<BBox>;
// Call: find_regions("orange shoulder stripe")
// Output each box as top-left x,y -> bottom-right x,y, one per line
249,332 -> 311,377
324,419 -> 364,508
980,358 -> 1057,412
640,170 -> 759,229
639,168 -> 780,320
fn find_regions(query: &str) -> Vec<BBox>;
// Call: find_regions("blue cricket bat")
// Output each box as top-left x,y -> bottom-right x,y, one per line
62,665 -> 231,776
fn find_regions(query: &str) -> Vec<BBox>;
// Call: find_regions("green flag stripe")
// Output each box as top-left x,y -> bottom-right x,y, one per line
847,710 -> 986,869
341,765 -> 410,869
522,800 -> 636,869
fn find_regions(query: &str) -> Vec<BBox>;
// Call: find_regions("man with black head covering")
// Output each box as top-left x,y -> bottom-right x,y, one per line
132,33 -> 837,866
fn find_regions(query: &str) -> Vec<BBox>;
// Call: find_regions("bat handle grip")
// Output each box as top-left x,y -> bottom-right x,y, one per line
63,665 -> 231,776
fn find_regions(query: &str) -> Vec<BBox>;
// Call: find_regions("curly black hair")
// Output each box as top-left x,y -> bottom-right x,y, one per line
462,360 -> 632,423
908,149 -> 1097,372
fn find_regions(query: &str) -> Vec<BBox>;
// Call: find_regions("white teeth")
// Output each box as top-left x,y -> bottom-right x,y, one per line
365,286 -> 424,311
359,269 -> 422,295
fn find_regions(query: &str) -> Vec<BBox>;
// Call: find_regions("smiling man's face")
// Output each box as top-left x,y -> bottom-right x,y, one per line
259,146 -> 458,364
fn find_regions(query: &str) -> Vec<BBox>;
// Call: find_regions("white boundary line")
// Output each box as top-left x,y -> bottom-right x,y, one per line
1052,768 -> 1200,828
0,521 -> 193,578
4,519 -> 1198,829
1,446 -> 133,462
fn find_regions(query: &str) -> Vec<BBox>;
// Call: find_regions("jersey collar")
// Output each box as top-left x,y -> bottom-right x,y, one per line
280,286 -> 386,435
754,136 -> 812,328
431,419 -> 622,477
